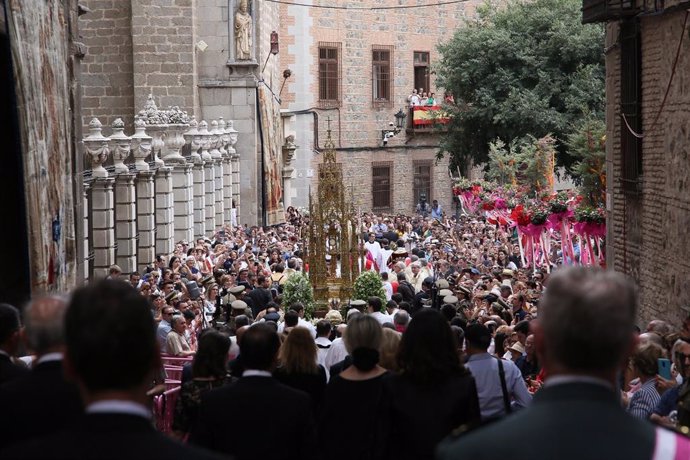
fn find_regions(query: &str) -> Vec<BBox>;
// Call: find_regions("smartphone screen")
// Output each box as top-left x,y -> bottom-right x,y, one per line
658,358 -> 672,380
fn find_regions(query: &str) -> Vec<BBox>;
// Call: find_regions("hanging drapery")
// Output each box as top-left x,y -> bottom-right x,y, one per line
7,0 -> 77,291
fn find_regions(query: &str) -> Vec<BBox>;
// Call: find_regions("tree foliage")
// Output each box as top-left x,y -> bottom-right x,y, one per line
566,117 -> 606,206
486,135 -> 557,193
436,0 -> 605,172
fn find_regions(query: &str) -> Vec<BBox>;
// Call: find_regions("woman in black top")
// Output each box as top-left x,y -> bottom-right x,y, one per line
173,329 -> 231,439
319,315 -> 390,460
386,309 -> 480,460
274,327 -> 327,412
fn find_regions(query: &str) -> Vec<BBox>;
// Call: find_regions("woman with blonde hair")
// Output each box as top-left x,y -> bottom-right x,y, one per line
274,327 -> 327,412
379,328 -> 401,372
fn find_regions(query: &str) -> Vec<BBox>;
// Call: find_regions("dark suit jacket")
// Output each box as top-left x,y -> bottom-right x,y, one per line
190,376 -> 317,460
436,382 -> 656,460
0,354 -> 28,386
0,359 -> 83,449
245,288 -> 273,316
0,412 -> 228,460
387,372 -> 480,460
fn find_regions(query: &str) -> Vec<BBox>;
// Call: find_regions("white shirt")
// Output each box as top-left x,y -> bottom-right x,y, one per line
315,336 -> 332,381
409,94 -> 421,106
87,400 -> 150,419
242,369 -> 272,378
324,337 -> 348,370
382,282 -> 393,301
278,320 -> 316,338
370,311 -> 393,325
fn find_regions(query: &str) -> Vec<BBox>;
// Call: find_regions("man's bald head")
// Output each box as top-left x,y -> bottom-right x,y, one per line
24,296 -> 69,356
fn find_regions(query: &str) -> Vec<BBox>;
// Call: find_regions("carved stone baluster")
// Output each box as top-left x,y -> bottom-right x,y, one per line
130,117 -> 152,171
83,118 -> 110,178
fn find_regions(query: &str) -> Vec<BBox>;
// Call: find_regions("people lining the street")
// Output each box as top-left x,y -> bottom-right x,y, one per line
2,208 -> 690,459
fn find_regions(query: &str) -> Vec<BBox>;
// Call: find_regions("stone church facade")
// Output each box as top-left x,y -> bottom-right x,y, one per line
80,0 -> 485,223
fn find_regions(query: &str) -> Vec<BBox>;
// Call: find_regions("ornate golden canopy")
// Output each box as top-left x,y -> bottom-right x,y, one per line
306,122 -> 360,305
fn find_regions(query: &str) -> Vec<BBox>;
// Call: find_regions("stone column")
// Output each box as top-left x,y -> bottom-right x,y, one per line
220,118 -> 233,226
210,120 -> 224,229
227,120 -> 240,226
90,177 -> 116,278
135,171 -> 156,272
173,163 -> 194,244
200,121 -> 216,234
192,162 -> 206,239
130,117 -> 155,271
83,182 -> 91,282
185,120 -> 206,239
154,166 -> 174,256
114,173 -> 137,273
110,118 -> 137,274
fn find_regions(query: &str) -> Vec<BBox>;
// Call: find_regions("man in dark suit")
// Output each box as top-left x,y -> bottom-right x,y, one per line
245,274 -> 273,317
437,267 -> 690,460
190,323 -> 317,460
0,303 -> 28,385
1,280 -> 227,460
0,296 -> 83,449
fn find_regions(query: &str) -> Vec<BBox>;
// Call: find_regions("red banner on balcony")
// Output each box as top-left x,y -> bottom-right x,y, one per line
412,106 -> 450,126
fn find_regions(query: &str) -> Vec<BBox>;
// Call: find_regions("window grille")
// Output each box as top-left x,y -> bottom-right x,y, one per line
372,45 -> 393,106
620,20 -> 642,194
318,42 -> 342,107
413,161 -> 432,208
372,162 -> 393,211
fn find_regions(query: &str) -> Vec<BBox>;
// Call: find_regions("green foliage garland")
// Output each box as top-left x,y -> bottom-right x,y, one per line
352,270 -> 386,310
281,272 -> 315,319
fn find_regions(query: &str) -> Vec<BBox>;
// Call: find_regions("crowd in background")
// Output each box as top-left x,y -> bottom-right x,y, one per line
1,207 -> 690,460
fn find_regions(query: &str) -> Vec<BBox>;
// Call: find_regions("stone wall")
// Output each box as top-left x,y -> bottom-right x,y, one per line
80,0 -> 135,128
81,0 -> 198,129
337,147 -> 452,214
606,12 -> 690,326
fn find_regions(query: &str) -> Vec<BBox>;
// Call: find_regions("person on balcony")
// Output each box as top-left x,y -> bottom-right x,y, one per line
408,88 -> 421,107
427,92 -> 436,106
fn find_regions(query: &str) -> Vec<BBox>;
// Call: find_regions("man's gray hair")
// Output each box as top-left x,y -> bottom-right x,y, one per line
540,267 -> 637,373
24,295 -> 69,354
393,310 -> 410,326
171,315 -> 185,327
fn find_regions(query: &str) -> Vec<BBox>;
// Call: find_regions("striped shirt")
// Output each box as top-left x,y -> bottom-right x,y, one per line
628,378 -> 661,420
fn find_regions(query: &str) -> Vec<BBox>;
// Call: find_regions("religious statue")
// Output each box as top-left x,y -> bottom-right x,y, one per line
234,0 -> 252,60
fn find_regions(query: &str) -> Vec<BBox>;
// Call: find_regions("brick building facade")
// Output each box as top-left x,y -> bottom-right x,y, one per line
279,0 -> 485,214
584,0 -> 690,324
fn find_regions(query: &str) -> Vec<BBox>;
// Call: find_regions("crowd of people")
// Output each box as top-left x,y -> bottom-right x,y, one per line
407,88 -> 454,107
1,208 -> 690,459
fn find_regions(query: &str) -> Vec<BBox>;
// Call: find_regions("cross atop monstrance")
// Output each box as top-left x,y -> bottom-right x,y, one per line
306,123 -> 359,308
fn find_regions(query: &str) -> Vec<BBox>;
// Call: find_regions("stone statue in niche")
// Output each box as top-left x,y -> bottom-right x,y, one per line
234,0 -> 252,60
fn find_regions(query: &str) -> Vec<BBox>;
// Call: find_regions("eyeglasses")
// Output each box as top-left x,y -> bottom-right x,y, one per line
163,311 -> 173,315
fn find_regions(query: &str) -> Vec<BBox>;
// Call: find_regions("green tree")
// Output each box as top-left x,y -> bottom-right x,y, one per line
436,0 -> 605,172
567,117 -> 606,206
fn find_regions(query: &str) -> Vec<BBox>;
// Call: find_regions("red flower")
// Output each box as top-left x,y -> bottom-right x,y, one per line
510,205 -> 532,227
